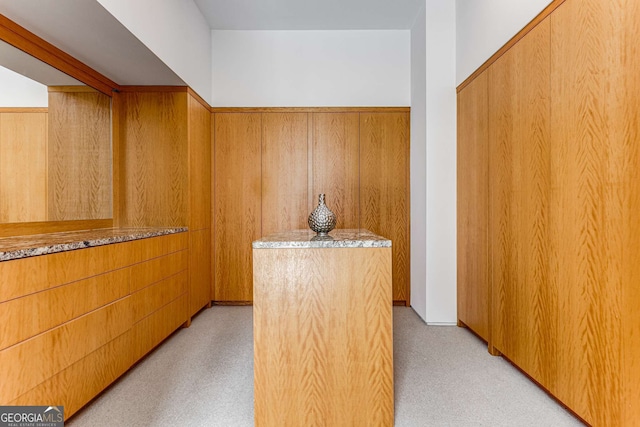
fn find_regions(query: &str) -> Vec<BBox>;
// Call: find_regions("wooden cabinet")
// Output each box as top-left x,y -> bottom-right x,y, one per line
212,108 -> 410,304
488,19 -> 556,388
117,88 -> 212,320
187,95 -> 212,318
456,72 -> 490,342
253,242 -> 393,426
549,1 -> 640,424
0,232 -> 188,419
457,0 -> 640,424
213,113 -> 262,302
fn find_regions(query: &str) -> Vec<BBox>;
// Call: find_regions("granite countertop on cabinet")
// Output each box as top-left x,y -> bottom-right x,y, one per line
252,229 -> 391,249
0,227 -> 188,261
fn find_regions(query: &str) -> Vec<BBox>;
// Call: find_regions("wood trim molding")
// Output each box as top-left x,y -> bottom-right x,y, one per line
48,86 -> 102,93
212,301 -> 253,306
456,0 -> 566,93
118,86 -> 188,93
116,86 -> 211,110
187,88 -> 211,110
0,14 -> 119,96
210,107 -> 411,113
0,219 -> 114,238
0,107 -> 47,113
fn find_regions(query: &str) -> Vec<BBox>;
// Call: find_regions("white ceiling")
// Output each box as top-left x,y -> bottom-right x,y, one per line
194,0 -> 424,30
0,0 -> 184,86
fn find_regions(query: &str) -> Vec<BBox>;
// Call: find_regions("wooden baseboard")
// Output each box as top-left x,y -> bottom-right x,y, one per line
212,300 -> 253,306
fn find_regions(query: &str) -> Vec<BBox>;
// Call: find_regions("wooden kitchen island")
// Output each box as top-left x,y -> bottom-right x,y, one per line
252,229 -> 394,427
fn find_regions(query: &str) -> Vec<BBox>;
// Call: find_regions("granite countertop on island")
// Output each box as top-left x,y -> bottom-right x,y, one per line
0,227 -> 188,261
252,228 -> 391,249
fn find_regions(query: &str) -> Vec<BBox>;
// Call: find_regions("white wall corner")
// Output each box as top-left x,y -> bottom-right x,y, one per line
425,0 -> 457,325
410,1 -> 428,322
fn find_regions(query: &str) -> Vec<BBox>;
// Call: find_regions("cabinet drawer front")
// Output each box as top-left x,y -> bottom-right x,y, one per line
130,250 -> 188,293
0,297 -> 131,402
130,294 -> 187,363
128,233 -> 188,264
0,268 -> 129,351
130,271 -> 188,323
9,331 -> 132,419
0,234 -> 188,303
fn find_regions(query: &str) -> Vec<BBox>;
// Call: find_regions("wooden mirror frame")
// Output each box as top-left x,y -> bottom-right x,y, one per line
0,14 -> 121,237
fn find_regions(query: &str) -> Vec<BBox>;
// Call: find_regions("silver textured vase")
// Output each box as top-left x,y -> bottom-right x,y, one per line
308,193 -> 337,235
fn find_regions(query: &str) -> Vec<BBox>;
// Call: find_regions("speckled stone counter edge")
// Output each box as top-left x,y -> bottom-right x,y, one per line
0,227 -> 188,262
252,229 -> 391,249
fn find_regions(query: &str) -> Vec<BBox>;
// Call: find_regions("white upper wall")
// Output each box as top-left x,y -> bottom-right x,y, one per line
96,0 -> 212,104
456,0 -> 552,84
211,30 -> 410,107
0,66 -> 47,107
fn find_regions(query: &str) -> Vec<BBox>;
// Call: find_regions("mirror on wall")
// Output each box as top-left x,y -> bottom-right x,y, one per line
0,39 -> 112,223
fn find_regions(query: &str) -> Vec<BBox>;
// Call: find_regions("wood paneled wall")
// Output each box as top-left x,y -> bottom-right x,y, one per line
213,113 -> 262,302
212,109 -> 410,304
47,87 -> 112,221
116,88 -> 212,320
360,112 -> 410,304
311,113 -> 360,229
0,110 -> 48,223
117,90 -> 188,227
262,113 -> 309,235
457,0 -> 640,424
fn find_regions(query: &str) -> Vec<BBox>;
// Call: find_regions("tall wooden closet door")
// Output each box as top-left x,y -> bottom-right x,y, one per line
311,113 -> 360,229
360,112 -> 409,304
551,0 -> 639,424
213,113 -> 261,302
261,113 -> 308,235
488,19 -> 555,388
188,95 -> 212,316
456,74 -> 490,340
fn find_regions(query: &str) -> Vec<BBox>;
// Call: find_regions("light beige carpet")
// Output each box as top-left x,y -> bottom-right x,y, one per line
68,306 -> 583,426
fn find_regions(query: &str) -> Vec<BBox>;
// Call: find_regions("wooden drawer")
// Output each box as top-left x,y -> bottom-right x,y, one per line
10,330 -> 132,418
0,233 -> 188,303
0,231 -> 190,415
130,271 -> 188,323
130,250 -> 188,293
127,233 -> 189,265
0,297 -> 131,402
130,294 -> 188,363
0,268 -> 129,351
0,244 -> 129,302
